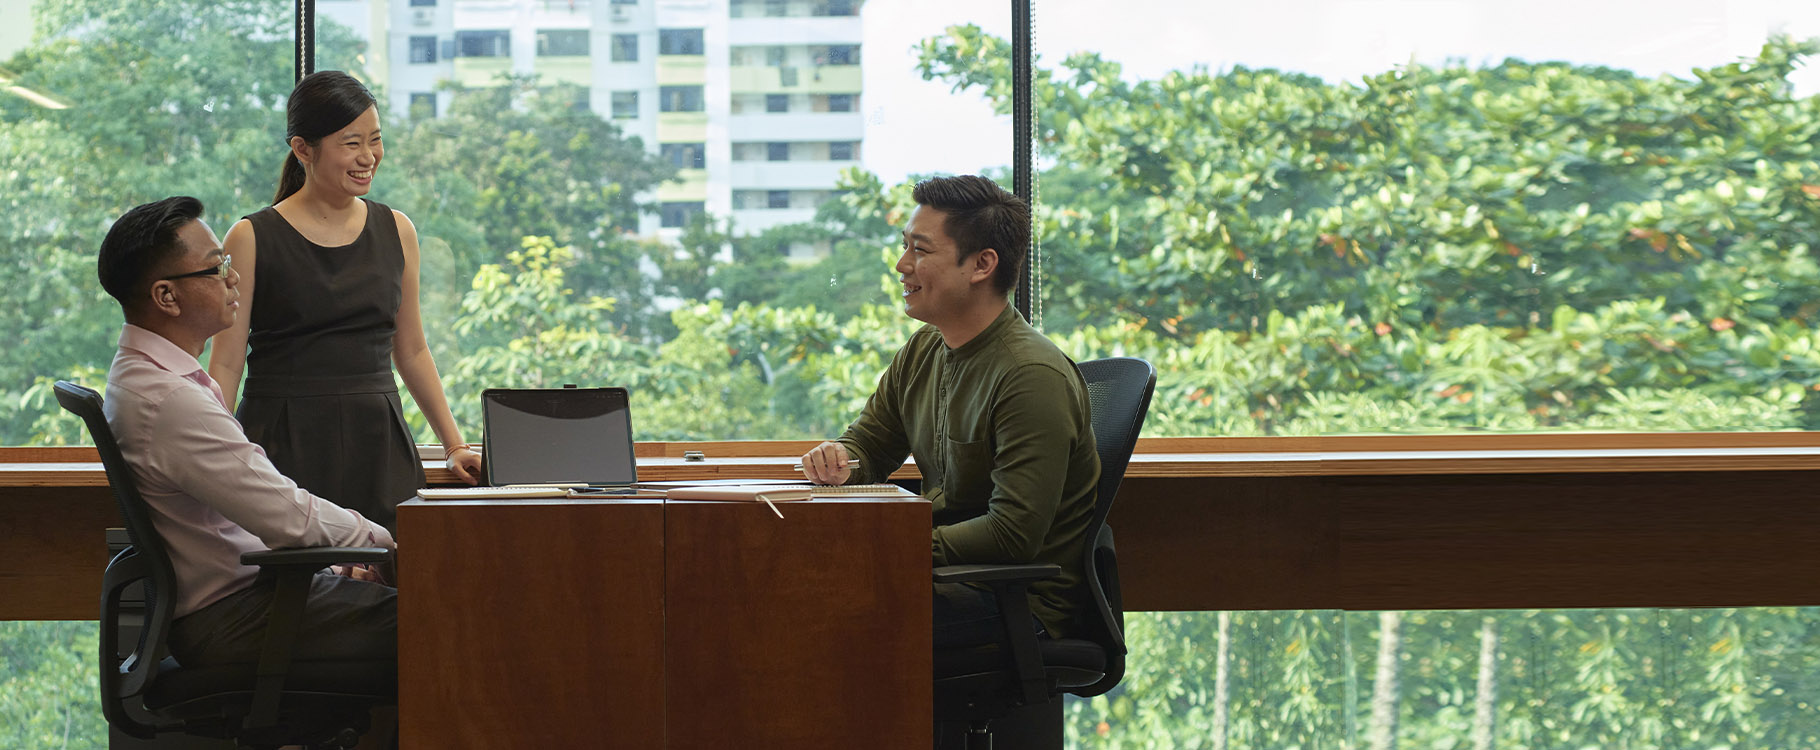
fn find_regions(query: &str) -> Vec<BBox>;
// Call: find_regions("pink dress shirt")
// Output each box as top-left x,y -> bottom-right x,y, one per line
104,325 -> 397,617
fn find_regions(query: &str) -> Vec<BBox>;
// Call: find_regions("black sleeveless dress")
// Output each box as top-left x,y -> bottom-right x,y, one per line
236,199 -> 425,532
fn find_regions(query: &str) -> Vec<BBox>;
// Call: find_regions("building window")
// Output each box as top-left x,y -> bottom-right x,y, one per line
661,143 -> 706,169
611,33 -> 638,62
610,91 -> 638,119
829,141 -> 855,160
536,29 -> 590,57
765,0 -> 787,17
408,36 -> 437,64
765,94 -> 789,113
611,0 -> 637,4
660,86 -> 704,112
826,94 -> 854,112
765,46 -> 787,67
410,0 -> 436,6
660,202 -> 703,229
767,142 -> 790,161
659,29 -> 705,56
814,44 -> 859,65
409,92 -> 436,118
456,30 -> 510,58
767,190 -> 791,209
818,0 -> 855,15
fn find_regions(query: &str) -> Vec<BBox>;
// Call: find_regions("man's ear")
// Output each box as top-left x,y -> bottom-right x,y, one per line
969,247 -> 999,286
149,281 -> 181,318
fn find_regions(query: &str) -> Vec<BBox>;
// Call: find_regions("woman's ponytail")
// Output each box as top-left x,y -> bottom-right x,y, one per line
273,153 -> 306,205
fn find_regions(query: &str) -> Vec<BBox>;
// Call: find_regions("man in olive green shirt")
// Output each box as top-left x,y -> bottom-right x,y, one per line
800,175 -> 1100,643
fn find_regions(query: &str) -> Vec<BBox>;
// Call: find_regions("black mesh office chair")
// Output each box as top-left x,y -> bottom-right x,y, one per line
931,357 -> 1156,749
56,381 -> 394,750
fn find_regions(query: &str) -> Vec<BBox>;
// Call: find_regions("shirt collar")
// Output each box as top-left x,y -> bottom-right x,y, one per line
946,302 -> 1024,361
118,324 -> 207,380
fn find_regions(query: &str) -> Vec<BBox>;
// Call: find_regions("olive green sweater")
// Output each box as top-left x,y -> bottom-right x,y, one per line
839,303 -> 1100,637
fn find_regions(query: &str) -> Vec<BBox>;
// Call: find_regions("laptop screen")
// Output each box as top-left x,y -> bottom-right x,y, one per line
481,387 -> 637,487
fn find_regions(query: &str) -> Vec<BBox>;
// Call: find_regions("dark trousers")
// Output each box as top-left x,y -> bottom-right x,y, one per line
169,573 -> 396,668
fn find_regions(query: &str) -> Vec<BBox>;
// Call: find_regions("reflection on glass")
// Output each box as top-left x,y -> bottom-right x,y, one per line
1068,608 -> 1820,748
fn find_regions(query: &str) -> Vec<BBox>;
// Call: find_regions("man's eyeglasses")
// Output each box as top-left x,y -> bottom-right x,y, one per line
162,255 -> 233,281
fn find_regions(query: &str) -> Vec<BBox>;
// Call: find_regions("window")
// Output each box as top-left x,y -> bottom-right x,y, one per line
825,94 -> 854,112
408,36 -> 437,64
813,45 -> 858,66
536,29 -> 589,57
410,0 -> 436,6
765,46 -> 787,67
456,30 -> 510,58
766,142 -> 790,161
828,141 -> 855,160
661,143 -> 705,169
765,94 -> 789,113
660,202 -> 704,229
610,90 -> 638,119
764,0 -> 787,17
658,29 -> 704,56
610,33 -> 638,62
659,86 -> 703,113
409,92 -> 436,118
818,0 -> 855,15
767,190 -> 791,209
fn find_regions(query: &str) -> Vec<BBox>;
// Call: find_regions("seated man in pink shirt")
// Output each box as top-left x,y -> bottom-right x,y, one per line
96,195 -> 397,672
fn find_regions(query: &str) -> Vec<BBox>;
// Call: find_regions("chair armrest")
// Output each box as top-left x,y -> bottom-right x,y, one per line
932,563 -> 1060,584
241,546 -> 392,570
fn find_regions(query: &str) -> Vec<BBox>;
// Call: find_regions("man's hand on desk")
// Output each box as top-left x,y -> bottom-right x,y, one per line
800,441 -> 853,486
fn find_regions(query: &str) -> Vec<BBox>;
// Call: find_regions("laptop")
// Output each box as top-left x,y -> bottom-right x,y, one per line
480,386 -> 638,492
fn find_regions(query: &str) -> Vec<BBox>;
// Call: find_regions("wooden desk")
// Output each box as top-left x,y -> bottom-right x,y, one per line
395,495 -> 931,749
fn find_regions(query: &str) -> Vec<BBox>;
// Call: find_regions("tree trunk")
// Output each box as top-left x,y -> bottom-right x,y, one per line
1367,611 -> 1403,750
1472,616 -> 1499,750
1212,611 -> 1233,750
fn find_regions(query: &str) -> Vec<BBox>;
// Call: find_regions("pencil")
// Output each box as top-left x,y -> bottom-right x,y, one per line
762,496 -> 784,518
792,459 -> 861,471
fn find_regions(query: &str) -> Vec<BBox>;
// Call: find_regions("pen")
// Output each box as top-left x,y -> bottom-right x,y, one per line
792,459 -> 861,471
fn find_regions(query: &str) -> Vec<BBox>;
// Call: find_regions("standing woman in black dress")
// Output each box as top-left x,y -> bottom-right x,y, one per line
208,71 -> 482,531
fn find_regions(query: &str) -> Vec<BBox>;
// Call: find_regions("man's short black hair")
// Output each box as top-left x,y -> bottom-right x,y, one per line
911,175 -> 1028,296
97,196 -> 205,308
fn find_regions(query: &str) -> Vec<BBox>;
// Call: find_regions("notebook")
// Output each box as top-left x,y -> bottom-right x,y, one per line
478,386 -> 639,491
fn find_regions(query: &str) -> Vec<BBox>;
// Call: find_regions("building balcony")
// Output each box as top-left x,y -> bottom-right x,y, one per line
537,56 -> 591,86
728,113 -> 862,142
453,57 -> 513,87
727,16 -> 863,46
656,57 -> 707,86
729,64 -> 860,95
657,112 -> 709,142
728,161 -> 848,189
657,169 -> 710,203
732,207 -> 821,234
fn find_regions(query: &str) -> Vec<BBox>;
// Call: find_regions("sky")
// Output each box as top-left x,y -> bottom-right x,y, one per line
859,0 -> 1820,184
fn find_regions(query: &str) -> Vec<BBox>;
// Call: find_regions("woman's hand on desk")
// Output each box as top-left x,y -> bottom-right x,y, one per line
445,444 -> 482,485
800,441 -> 853,486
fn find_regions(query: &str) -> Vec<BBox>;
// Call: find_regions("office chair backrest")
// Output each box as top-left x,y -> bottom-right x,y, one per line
54,380 -> 176,737
1072,357 -> 1156,697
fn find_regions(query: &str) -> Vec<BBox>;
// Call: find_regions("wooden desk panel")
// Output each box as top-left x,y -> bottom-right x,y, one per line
397,499 -> 667,749
664,498 -> 931,749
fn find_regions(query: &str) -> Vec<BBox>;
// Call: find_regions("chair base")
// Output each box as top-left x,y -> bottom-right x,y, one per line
935,693 -> 1063,750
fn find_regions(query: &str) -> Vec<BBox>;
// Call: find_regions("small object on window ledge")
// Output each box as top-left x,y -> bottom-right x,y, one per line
683,450 -> 706,462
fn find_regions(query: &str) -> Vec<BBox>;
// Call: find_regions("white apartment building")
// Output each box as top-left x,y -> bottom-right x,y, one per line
320,0 -> 864,245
